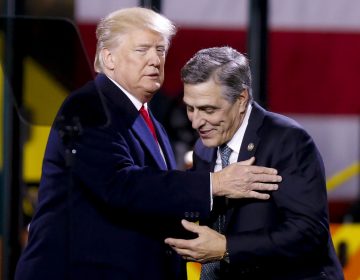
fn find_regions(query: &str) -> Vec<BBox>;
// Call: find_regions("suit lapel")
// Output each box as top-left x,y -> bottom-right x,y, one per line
152,116 -> 177,170
95,74 -> 169,171
237,102 -> 264,162
224,102 -> 266,230
132,116 -> 168,170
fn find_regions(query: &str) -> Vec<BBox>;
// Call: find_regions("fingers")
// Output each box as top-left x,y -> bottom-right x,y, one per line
256,173 -> 282,183
214,158 -> 282,199
170,245 -> 194,257
246,191 -> 271,200
182,256 -> 197,262
181,219 -> 201,234
239,182 -> 279,200
164,237 -> 189,248
249,174 -> 282,189
238,156 -> 255,166
165,222 -> 201,248
240,165 -> 282,182
165,226 -> 227,263
164,237 -> 198,260
241,166 -> 279,177
253,182 -> 279,191
235,158 -> 280,177
250,166 -> 279,176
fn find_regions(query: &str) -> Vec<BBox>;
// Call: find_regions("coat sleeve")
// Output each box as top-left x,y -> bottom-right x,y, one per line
59,123 -> 212,221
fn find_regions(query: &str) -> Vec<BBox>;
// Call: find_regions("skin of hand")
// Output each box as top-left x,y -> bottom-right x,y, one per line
164,220 -> 226,263
211,157 -> 282,200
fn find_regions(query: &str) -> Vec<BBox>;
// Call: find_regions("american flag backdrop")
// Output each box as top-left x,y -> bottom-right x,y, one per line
75,0 -> 360,204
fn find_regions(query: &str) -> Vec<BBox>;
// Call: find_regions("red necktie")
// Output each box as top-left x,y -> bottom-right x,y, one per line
139,105 -> 158,142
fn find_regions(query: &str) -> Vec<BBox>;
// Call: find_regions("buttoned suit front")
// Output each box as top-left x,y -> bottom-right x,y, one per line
192,102 -> 344,279
15,74 -> 211,280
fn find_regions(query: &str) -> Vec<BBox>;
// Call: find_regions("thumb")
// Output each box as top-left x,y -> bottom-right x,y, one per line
181,219 -> 201,234
238,156 -> 255,166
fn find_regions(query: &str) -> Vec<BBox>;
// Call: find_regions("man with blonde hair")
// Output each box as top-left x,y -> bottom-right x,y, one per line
15,8 -> 281,280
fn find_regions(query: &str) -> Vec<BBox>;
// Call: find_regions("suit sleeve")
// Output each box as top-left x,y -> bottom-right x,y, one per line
226,126 -> 330,264
54,122 -> 211,222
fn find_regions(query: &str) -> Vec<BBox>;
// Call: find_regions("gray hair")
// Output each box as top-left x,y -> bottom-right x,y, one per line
94,7 -> 176,73
181,46 -> 252,103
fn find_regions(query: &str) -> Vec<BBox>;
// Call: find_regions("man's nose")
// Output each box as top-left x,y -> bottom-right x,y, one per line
148,49 -> 161,67
191,111 -> 204,129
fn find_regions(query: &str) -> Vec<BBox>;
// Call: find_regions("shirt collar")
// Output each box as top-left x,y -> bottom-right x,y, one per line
223,103 -> 253,154
107,75 -> 147,111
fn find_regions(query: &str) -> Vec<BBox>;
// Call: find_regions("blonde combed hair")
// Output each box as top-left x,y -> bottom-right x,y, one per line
94,7 -> 176,73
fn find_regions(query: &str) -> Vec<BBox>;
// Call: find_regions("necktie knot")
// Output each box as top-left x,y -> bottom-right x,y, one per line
220,144 -> 232,168
139,105 -> 158,142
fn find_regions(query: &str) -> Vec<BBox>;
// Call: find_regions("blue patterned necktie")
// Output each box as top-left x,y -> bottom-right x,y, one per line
200,145 -> 232,280
220,144 -> 232,168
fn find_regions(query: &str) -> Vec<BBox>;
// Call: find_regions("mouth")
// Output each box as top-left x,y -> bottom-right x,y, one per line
198,128 -> 214,139
146,72 -> 160,78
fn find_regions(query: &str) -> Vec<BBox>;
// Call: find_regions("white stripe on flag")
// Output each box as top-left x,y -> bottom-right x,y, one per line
163,0 -> 248,27
289,114 -> 360,199
75,0 -> 138,22
76,0 -> 360,31
270,0 -> 360,31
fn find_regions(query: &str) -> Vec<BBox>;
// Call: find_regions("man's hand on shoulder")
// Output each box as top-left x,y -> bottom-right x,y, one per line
212,157 -> 281,200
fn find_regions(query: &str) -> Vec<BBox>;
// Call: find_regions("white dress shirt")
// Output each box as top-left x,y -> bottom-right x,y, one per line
214,103 -> 253,172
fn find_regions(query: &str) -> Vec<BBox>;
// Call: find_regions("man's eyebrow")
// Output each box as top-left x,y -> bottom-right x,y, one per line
182,100 -> 217,110
198,105 -> 218,110
135,44 -> 151,48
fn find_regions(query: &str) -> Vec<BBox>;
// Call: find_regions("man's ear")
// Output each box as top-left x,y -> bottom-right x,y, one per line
239,89 -> 250,112
101,48 -> 115,70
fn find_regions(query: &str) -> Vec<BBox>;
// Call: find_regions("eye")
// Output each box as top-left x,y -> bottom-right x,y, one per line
186,106 -> 194,113
156,47 -> 166,55
135,47 -> 147,53
203,107 -> 215,114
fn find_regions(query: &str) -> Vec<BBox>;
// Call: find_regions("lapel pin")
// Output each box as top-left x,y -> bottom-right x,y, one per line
247,143 -> 255,152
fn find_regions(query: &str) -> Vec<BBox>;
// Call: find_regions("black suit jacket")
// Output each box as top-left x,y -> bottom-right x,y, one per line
15,74 -> 211,280
192,102 -> 344,280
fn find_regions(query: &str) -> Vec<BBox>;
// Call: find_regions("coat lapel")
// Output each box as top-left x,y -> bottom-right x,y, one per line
224,102 -> 265,230
237,102 -> 264,161
95,74 -> 169,171
152,116 -> 177,170
132,116 -> 168,171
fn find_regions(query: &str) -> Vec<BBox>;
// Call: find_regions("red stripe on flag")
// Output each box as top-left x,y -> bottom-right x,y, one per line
78,24 -> 360,114
164,28 -> 247,95
269,31 -> 360,114
78,23 -> 97,66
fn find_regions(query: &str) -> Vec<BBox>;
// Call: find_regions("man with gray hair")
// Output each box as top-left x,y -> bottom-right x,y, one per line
15,9 -> 281,280
165,46 -> 344,279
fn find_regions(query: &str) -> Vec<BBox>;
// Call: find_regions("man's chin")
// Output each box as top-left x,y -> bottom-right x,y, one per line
200,138 -> 217,148
144,83 -> 162,93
